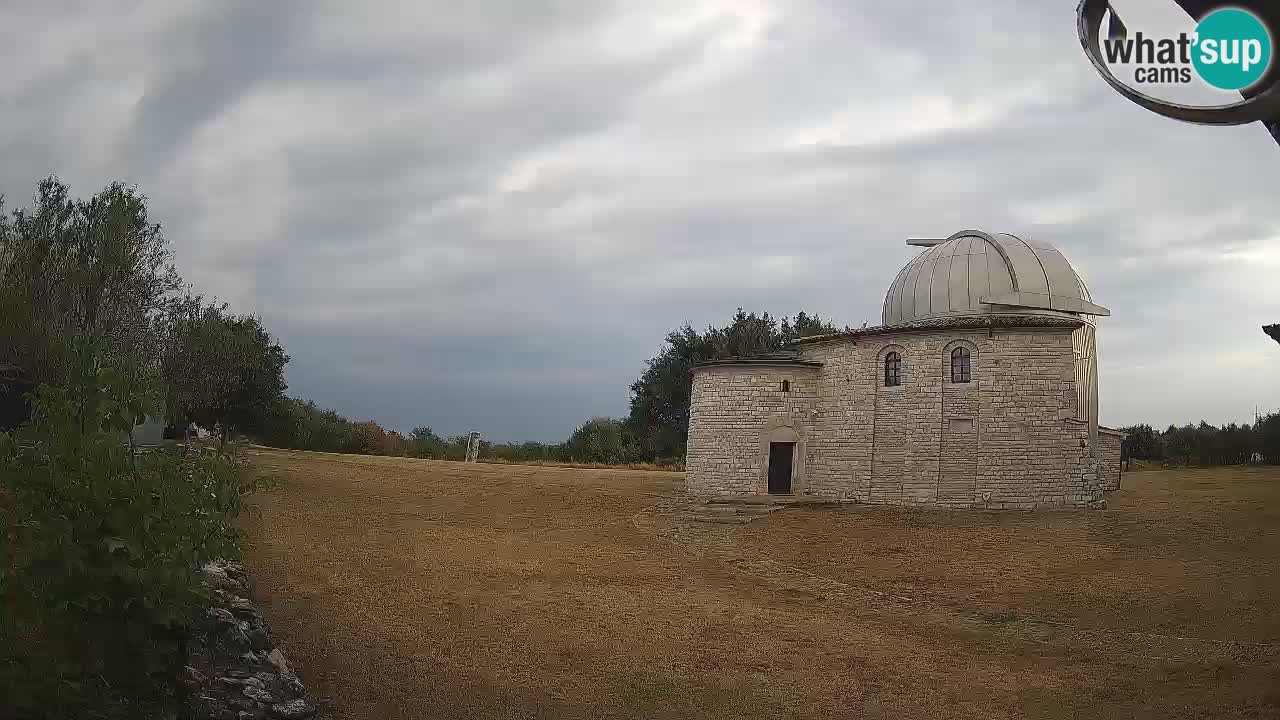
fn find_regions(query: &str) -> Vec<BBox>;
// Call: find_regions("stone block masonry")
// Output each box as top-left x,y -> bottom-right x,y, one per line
688,324 -> 1115,510
1099,427 -> 1125,491
687,365 -> 818,495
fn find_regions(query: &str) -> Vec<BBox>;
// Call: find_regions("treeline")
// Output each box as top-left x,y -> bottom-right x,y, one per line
260,398 -> 485,459
255,310 -> 845,464
260,403 -> 672,466
1120,417 -> 1280,466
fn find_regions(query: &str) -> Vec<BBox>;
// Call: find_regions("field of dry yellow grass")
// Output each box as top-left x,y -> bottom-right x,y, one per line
241,449 -> 1280,719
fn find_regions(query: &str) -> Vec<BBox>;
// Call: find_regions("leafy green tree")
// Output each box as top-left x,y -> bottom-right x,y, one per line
345,420 -> 387,455
225,317 -> 289,439
1220,422 -> 1258,464
0,177 -> 180,386
263,397 -> 308,449
489,440 -> 564,463
0,341 -> 261,718
160,296 -> 288,444
1119,424 -> 1163,461
409,426 -> 446,457
565,417 -> 628,464
1260,413 -> 1280,464
260,397 -> 354,453
1193,421 -> 1220,465
627,309 -> 842,459
1164,424 -> 1196,466
309,406 -> 354,451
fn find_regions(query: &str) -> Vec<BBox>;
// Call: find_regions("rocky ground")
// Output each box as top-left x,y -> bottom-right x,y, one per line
183,561 -> 318,720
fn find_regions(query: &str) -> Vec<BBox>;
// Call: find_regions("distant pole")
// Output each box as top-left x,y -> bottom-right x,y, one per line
465,431 -> 481,463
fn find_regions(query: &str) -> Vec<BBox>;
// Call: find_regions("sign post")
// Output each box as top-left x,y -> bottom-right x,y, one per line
465,431 -> 482,463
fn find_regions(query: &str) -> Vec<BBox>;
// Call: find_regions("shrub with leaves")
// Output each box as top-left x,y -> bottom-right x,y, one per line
0,342 -> 263,718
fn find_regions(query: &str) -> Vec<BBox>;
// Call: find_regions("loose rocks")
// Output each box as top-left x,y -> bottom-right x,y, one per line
186,561 -> 317,720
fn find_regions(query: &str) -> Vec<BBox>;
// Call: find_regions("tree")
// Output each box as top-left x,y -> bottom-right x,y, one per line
627,309 -> 842,459
409,426 -> 446,457
1220,422 -> 1258,465
0,177 -> 180,386
565,417 -> 628,464
1260,413 -> 1280,465
159,296 -> 288,443
1119,424 -> 1162,461
490,440 -> 563,463
223,316 -> 289,439
1164,424 -> 1195,467
345,421 -> 387,455
382,430 -> 408,455
261,398 -> 351,453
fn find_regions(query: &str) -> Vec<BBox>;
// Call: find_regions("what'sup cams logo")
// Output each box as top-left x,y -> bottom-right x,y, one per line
1101,7 -> 1272,89
1078,1 -> 1280,146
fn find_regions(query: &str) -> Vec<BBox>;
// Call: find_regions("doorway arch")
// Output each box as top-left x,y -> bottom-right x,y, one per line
759,419 -> 805,495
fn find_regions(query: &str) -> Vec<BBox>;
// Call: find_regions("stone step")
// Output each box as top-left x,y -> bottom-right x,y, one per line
703,495 -> 842,507
689,514 -> 758,524
699,503 -> 747,513
777,498 -> 844,507
704,496 -> 779,506
698,502 -> 775,513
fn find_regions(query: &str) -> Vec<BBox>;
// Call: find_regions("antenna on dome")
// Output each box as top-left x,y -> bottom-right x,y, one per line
906,238 -> 946,247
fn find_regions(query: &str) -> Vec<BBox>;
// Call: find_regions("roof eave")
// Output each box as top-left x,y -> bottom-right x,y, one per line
789,313 -> 1086,346
693,359 -> 824,372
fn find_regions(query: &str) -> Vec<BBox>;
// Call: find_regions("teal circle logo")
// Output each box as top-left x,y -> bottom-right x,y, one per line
1192,8 -> 1272,90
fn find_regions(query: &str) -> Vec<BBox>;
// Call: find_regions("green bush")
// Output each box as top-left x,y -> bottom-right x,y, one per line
565,417 -> 629,465
0,344 -> 263,718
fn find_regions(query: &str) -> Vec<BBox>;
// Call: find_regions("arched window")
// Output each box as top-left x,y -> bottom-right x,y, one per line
883,352 -> 901,387
951,347 -> 971,383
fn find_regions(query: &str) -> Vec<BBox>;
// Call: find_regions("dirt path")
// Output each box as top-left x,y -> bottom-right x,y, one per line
243,451 -> 1280,719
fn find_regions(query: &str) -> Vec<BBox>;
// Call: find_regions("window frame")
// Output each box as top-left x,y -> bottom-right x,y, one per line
950,347 -> 971,384
883,351 -> 902,387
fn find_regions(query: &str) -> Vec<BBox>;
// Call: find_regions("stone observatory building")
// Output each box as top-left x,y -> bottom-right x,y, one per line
686,229 -> 1126,510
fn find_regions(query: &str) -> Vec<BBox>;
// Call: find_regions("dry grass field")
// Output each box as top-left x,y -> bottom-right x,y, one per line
241,449 -> 1280,720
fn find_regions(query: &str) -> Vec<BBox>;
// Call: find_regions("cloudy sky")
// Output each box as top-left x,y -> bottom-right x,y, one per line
3,0 -> 1278,441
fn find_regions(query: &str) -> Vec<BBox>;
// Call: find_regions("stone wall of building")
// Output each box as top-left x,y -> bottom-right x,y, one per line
975,329 -> 1098,509
868,338 -> 944,505
1099,427 -> 1125,491
687,323 -> 1106,509
795,341 -> 874,499
939,340 -> 981,505
686,365 -> 819,495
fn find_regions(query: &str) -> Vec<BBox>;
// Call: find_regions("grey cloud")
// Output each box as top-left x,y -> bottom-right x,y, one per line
2,0 -> 1278,440
121,2 -> 313,179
